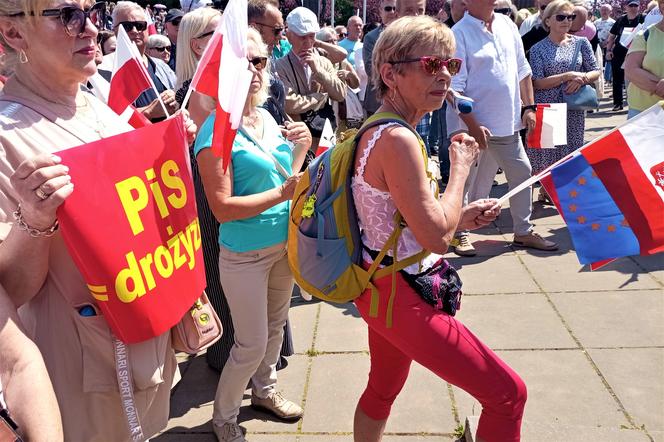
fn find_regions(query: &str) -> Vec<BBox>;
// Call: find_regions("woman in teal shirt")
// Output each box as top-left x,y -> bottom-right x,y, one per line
195,29 -> 311,442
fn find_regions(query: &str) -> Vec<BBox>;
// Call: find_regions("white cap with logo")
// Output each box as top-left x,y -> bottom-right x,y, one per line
286,7 -> 321,36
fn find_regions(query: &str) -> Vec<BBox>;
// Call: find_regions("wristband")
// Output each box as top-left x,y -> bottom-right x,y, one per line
521,105 -> 537,118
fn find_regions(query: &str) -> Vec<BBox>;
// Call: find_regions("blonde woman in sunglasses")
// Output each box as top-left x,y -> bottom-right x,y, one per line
0,0 -> 197,439
351,15 -> 526,442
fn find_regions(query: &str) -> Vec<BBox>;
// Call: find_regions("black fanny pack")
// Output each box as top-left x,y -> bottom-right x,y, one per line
365,248 -> 463,316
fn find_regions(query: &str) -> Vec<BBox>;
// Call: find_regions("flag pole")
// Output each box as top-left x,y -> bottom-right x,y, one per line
494,101 -> 664,207
180,86 -> 194,112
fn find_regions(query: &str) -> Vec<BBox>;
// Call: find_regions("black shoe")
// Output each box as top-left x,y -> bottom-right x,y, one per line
612,104 -> 623,111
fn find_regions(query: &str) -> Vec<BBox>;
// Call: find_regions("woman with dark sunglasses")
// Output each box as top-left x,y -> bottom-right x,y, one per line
0,0 -> 196,440
527,0 -> 599,202
194,29 -> 311,442
351,16 -> 526,442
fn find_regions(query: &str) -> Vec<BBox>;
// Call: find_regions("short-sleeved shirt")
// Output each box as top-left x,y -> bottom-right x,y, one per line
447,12 -> 532,137
627,26 -> 664,111
610,14 -> 645,58
338,38 -> 363,66
193,107 -> 293,253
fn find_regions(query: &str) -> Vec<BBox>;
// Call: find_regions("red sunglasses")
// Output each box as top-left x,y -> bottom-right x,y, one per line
390,56 -> 462,76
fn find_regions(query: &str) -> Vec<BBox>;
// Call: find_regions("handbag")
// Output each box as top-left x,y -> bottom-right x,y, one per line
171,291 -> 223,354
562,40 -> 599,111
400,258 -> 463,316
366,248 -> 463,316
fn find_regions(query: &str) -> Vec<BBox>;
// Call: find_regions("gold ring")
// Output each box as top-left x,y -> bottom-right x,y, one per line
35,187 -> 49,200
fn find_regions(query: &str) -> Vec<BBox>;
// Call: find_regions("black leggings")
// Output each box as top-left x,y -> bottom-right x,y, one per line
611,55 -> 626,106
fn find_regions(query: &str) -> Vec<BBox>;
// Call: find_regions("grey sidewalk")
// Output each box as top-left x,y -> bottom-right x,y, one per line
156,97 -> 663,442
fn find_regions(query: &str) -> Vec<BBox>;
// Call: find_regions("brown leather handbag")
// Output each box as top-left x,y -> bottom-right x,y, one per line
171,292 -> 222,354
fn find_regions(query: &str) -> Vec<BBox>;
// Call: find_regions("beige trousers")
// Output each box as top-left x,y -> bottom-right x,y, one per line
212,242 -> 294,425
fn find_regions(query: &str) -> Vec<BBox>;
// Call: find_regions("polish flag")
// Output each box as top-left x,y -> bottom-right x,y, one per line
187,0 -> 252,170
108,26 -> 154,121
89,65 -> 151,128
146,8 -> 157,35
315,119 -> 336,157
526,103 -> 567,149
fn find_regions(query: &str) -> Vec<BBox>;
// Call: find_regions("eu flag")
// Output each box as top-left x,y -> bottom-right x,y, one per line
551,154 -> 640,264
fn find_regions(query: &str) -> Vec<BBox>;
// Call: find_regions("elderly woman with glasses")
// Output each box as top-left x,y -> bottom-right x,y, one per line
527,0 -> 599,202
0,0 -> 195,439
195,29 -> 311,442
350,16 -> 526,442
146,33 -> 171,63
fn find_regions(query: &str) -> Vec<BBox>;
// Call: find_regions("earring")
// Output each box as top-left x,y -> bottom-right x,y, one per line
390,89 -> 397,102
18,49 -> 28,64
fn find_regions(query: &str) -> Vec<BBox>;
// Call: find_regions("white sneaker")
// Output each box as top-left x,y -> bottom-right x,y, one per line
213,422 -> 246,442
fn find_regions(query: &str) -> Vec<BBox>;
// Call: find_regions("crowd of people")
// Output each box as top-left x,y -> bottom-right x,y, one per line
0,0 -> 661,440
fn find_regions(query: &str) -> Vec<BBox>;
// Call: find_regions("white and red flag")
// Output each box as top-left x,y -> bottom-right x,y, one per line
185,0 -> 252,170
146,8 -> 157,35
526,103 -> 567,149
315,119 -> 336,157
108,26 -> 162,127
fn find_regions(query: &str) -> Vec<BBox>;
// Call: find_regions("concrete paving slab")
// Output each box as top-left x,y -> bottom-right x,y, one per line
457,293 -> 576,349
519,252 -> 661,292
549,290 -> 664,347
520,422 -> 652,441
630,254 -> 664,285
249,435 -> 298,441
384,362 -> 457,435
452,350 -> 630,429
446,255 -> 540,295
238,355 -> 309,433
300,353 -> 368,433
588,348 -> 664,433
153,433 -> 215,441
288,301 -> 320,354
315,303 -> 368,352
442,228 -> 515,258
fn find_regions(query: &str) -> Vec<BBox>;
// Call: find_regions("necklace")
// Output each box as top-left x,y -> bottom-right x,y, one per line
78,94 -> 105,138
243,111 -> 261,129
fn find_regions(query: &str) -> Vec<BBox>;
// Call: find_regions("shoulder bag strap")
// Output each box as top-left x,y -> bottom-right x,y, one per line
237,125 -> 291,180
569,38 -> 583,72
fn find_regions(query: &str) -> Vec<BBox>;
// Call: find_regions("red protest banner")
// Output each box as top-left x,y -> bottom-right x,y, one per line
56,115 -> 206,344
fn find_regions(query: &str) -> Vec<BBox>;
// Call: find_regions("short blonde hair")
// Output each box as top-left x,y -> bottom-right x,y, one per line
0,0 -> 54,67
541,0 -> 574,31
247,27 -> 270,108
371,15 -> 455,101
175,7 -> 221,88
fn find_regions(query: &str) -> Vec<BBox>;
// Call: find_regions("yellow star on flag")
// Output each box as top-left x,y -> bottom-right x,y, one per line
569,204 -> 577,212
591,223 -> 601,231
578,177 -> 587,185
607,225 -> 617,232
569,189 -> 578,198
577,216 -> 587,224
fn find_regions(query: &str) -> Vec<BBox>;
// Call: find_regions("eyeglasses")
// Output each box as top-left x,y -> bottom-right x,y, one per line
8,2 -> 106,37
627,3 -> 639,6
338,32 -> 347,38
249,56 -> 268,70
150,46 -> 170,52
194,30 -> 215,39
118,20 -> 148,32
554,13 -> 577,21
170,17 -> 182,26
255,22 -> 284,37
383,5 -> 396,12
494,7 -> 512,15
390,56 -> 462,76
540,4 -> 548,10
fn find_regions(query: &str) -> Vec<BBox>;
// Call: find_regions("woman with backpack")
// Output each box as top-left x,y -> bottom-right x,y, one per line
194,29 -> 311,442
350,16 -> 527,441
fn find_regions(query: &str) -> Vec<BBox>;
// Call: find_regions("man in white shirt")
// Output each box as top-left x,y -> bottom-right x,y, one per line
338,16 -> 364,67
447,0 -> 558,256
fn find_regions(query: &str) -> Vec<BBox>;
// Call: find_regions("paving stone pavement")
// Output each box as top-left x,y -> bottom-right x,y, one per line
157,96 -> 663,441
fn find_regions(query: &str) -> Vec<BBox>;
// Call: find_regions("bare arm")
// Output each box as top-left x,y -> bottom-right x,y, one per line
0,285 -> 63,441
363,127 -> 478,253
314,40 -> 348,64
341,60 -> 360,89
624,51 -> 661,93
0,154 -> 72,307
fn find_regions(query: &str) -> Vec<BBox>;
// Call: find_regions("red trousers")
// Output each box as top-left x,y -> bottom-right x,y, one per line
354,268 -> 527,442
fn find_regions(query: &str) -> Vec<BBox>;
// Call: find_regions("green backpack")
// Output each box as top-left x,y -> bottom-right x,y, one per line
287,112 -> 435,326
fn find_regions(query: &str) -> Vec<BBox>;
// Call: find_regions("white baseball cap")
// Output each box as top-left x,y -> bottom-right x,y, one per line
286,7 -> 320,36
